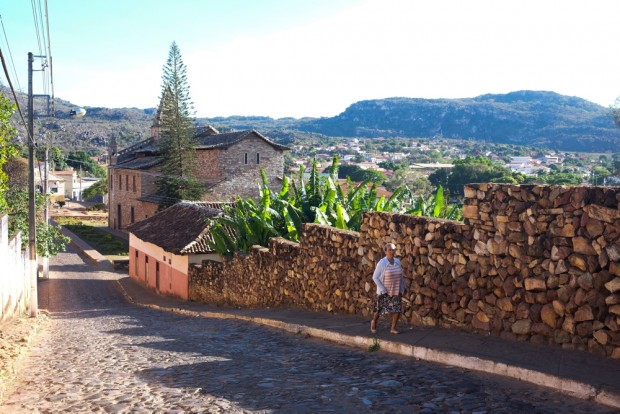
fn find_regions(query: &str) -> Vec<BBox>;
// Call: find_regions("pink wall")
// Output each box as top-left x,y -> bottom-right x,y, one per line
129,236 -> 189,300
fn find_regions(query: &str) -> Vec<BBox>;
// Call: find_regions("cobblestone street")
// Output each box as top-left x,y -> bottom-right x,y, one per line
0,248 -> 615,413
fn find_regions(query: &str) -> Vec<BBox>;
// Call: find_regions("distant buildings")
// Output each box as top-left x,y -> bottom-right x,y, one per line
108,110 -> 289,231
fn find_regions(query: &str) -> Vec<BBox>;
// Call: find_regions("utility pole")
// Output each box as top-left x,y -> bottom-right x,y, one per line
42,145 -> 49,279
27,52 -> 38,316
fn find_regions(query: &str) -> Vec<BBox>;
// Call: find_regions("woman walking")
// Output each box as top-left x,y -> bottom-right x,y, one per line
371,242 -> 406,334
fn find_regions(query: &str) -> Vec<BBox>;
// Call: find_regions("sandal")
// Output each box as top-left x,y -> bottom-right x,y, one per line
371,320 -> 377,334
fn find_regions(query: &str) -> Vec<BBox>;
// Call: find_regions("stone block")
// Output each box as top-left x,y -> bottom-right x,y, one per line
572,237 -> 597,256
524,278 -> 546,292
574,305 -> 594,322
511,319 -> 532,335
540,303 -> 557,328
462,204 -> 479,219
605,277 -> 620,294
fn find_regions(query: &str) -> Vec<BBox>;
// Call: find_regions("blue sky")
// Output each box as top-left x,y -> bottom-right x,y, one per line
1,0 -> 619,119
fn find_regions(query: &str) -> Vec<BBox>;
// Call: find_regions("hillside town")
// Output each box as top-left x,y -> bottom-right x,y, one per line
1,4 -> 620,410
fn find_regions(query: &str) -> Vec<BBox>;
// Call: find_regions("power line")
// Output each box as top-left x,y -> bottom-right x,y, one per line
0,47 -> 34,146
30,0 -> 49,95
43,0 -> 54,115
30,0 -> 45,57
0,15 -> 22,92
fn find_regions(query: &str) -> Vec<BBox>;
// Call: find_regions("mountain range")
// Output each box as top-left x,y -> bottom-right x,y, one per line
210,91 -> 620,152
4,88 -> 619,153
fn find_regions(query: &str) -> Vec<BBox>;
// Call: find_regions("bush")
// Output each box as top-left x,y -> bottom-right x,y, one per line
86,203 -> 107,211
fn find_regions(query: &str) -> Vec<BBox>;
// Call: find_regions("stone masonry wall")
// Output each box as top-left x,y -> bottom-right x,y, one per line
109,167 -> 160,229
203,138 -> 285,201
196,150 -> 222,181
189,184 -> 620,358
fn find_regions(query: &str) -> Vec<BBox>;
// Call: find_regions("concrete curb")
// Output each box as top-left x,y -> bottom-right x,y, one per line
115,279 -> 620,410
57,225 -> 114,270
59,226 -> 620,410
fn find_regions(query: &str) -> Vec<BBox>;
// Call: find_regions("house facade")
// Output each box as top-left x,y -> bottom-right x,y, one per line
126,202 -> 230,299
53,170 -> 79,199
108,127 -> 289,231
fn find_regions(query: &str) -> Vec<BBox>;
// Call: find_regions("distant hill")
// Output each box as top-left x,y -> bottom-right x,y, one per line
4,87 -> 619,153
294,91 -> 620,152
2,86 -> 153,153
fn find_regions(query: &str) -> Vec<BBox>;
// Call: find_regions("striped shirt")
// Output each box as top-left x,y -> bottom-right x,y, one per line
383,262 -> 402,296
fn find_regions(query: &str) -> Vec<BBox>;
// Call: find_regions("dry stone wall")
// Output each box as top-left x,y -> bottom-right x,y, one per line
189,184 -> 620,358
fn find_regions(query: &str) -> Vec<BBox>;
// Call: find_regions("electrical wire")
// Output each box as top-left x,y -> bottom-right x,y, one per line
0,15 -> 22,93
30,0 -> 49,96
44,0 -> 54,115
0,47 -> 34,145
30,0 -> 44,58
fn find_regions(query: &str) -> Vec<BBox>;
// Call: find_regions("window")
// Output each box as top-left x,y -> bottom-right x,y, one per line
244,153 -> 248,165
256,153 -> 260,164
110,173 -> 113,190
130,206 -> 135,224
145,256 -> 149,282
119,174 -> 122,190
117,204 -> 122,228
125,175 -> 129,190
133,176 -> 136,192
134,250 -> 138,276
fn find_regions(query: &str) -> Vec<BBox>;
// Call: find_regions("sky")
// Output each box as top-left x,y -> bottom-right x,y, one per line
1,0 -> 619,119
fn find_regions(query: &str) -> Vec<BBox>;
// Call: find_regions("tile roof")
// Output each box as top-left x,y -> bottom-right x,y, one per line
114,130 -> 289,167
116,138 -> 157,163
195,129 -> 290,151
126,201 -> 234,254
111,156 -> 163,170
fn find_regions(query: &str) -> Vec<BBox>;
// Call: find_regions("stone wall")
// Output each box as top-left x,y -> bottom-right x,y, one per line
205,138 -> 285,201
196,150 -> 222,180
189,184 -> 620,358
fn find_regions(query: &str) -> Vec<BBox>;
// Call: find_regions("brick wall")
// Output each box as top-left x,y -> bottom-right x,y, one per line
108,168 -> 159,230
189,184 -> 620,358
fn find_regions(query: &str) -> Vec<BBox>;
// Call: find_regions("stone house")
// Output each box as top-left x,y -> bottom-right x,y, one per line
126,201 -> 232,299
108,126 -> 289,231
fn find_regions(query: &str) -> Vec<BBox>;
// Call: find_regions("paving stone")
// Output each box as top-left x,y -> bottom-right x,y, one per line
0,248 -> 616,413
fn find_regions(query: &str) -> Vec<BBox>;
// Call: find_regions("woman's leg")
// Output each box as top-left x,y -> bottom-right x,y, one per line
390,312 -> 400,333
371,312 -> 379,333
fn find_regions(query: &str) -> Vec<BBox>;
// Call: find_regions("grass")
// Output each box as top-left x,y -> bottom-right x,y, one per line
55,217 -> 129,256
368,338 -> 380,352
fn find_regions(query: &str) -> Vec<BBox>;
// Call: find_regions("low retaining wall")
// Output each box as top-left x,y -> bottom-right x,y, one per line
189,184 -> 620,358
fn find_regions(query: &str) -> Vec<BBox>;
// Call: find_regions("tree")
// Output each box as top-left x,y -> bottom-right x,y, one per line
612,97 -> 620,128
3,188 -> 69,256
66,150 -> 106,178
82,176 -> 108,200
428,156 -> 522,196
49,146 -> 67,171
612,153 -> 620,175
332,164 -> 385,184
155,42 -> 205,208
0,92 -> 18,211
383,168 -> 408,192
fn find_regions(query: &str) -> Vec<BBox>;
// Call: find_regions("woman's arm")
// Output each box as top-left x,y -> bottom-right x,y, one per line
372,259 -> 387,294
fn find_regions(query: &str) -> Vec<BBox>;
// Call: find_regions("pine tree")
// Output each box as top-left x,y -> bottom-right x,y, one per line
155,42 -> 205,208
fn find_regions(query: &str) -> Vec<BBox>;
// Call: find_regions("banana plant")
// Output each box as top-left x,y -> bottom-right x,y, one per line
208,157 -> 462,255
407,185 -> 462,220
